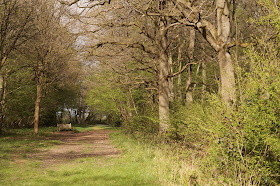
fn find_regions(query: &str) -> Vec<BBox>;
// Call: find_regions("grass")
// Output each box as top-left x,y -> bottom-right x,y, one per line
0,125 -> 207,185
0,125 -> 160,186
1,124 -> 272,185
0,127 -> 61,164
71,124 -> 117,133
1,157 -> 158,185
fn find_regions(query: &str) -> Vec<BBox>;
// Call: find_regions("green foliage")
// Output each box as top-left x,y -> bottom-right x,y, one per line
86,83 -> 121,116
168,37 -> 280,183
128,115 -> 159,134
124,87 -> 159,134
3,66 -> 79,128
165,2 -> 280,184
168,90 -> 279,184
85,70 -> 123,124
258,0 -> 280,34
4,67 -> 36,127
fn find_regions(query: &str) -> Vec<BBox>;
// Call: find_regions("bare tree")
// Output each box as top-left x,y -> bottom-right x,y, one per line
20,0 -> 76,134
0,0 -> 35,133
185,28 -> 195,105
151,0 -> 237,105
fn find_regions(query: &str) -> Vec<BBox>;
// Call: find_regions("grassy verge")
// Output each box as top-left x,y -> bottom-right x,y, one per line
0,125 -> 209,185
0,127 -> 61,163
115,133 -> 204,186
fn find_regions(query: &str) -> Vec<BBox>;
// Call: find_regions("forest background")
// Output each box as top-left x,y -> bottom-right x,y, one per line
0,0 -> 279,185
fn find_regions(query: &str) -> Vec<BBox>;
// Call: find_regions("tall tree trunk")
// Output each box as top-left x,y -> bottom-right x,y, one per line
1,74 -> 7,119
185,29 -> 195,105
0,75 -> 2,134
0,73 -> 7,133
0,57 -> 7,133
77,95 -> 85,125
218,50 -> 235,104
158,18 -> 170,134
34,75 -> 42,134
216,0 -> 236,105
201,61 -> 206,101
185,66 -> 193,104
174,0 -> 236,105
168,51 -> 174,102
129,89 -> 138,116
177,39 -> 184,102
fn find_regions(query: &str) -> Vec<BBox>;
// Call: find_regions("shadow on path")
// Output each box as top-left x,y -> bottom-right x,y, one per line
27,129 -> 121,167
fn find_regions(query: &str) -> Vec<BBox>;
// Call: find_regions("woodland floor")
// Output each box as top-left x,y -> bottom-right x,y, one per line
27,129 -> 121,168
1,126 -> 159,185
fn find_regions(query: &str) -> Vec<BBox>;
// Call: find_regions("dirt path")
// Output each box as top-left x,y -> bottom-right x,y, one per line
28,129 -> 121,167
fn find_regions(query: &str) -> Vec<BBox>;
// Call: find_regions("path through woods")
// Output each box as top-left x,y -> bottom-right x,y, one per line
1,126 -> 159,185
28,129 -> 121,167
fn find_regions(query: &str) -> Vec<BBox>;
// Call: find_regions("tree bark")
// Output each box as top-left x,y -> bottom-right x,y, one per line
0,74 -> 7,133
216,0 -> 236,104
0,75 -> 2,134
185,29 -> 195,105
0,57 -> 7,72
177,38 -> 184,102
158,18 -> 170,134
168,50 -> 174,102
218,49 -> 235,104
174,0 -> 236,105
201,61 -> 206,101
34,75 -> 42,134
129,89 -> 138,116
0,57 -> 7,133
185,65 -> 193,104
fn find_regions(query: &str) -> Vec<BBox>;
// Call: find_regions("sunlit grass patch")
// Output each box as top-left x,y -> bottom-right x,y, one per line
37,156 -> 158,186
71,124 -> 96,132
109,131 -> 207,185
0,125 -> 203,185
5,126 -> 58,136
93,124 -> 119,131
73,124 -> 119,132
0,127 -> 61,169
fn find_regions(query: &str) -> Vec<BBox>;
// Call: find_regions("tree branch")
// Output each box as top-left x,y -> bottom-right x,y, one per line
169,62 -> 197,78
